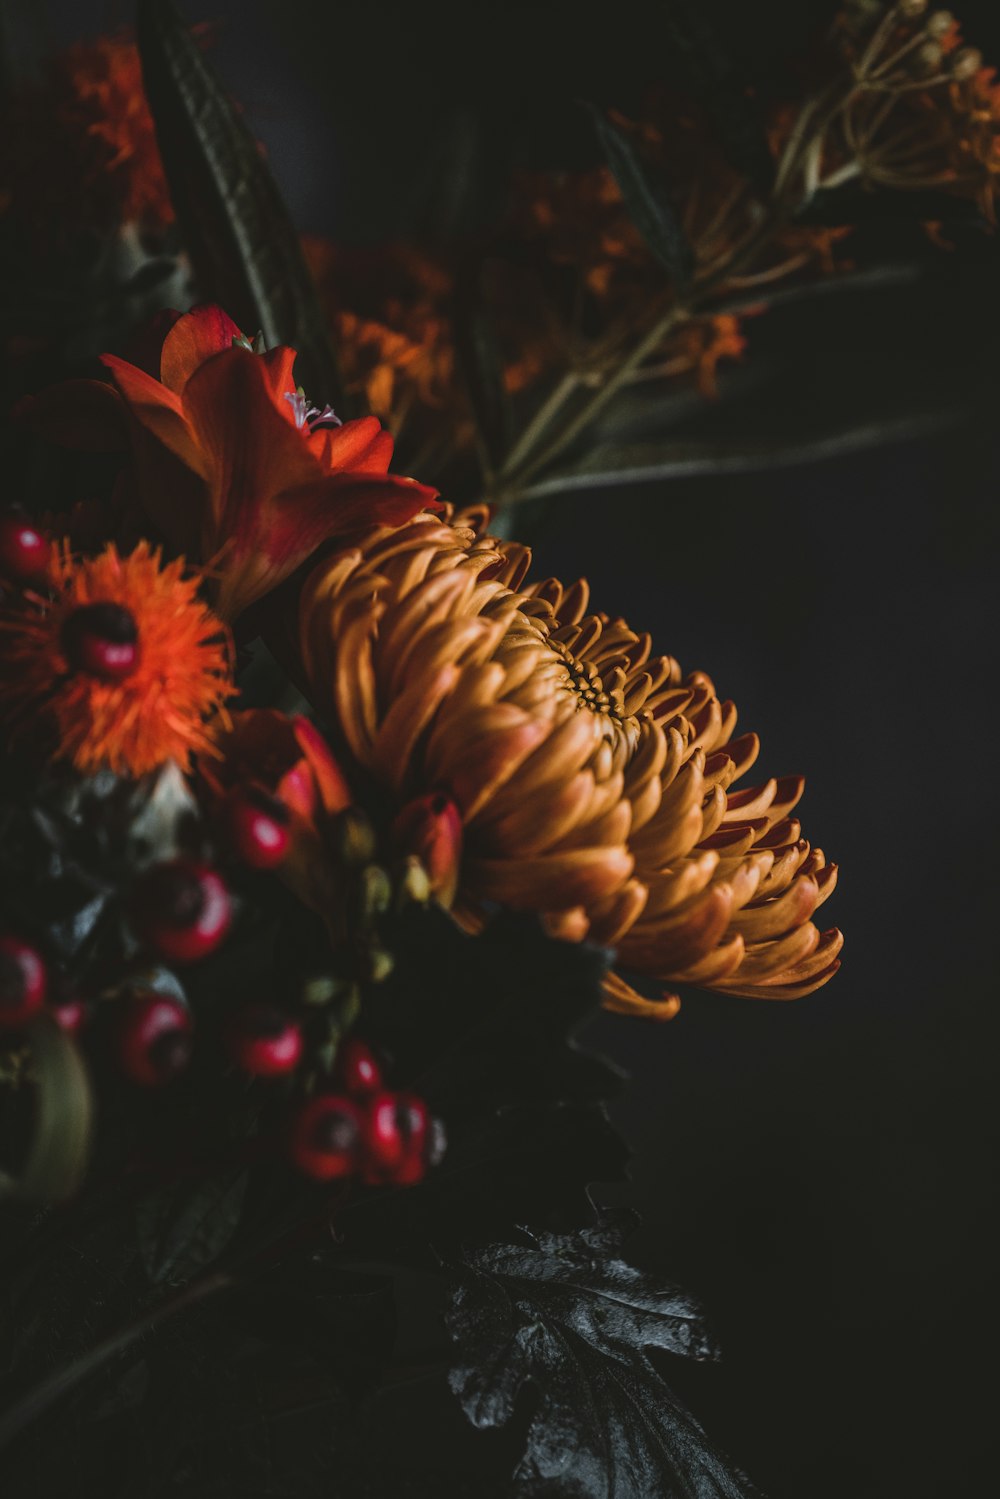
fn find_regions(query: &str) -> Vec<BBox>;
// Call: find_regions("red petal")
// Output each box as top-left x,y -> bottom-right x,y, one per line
159,305 -> 245,392
261,346 -> 298,404
213,471 -> 438,618
126,309 -> 184,377
291,717 -> 351,814
101,356 -> 205,475
179,345 -> 320,541
270,472 -> 440,559
320,415 -> 394,474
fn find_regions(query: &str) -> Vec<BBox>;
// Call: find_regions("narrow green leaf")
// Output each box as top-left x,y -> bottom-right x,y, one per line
136,0 -> 344,408
515,408 -> 963,500
590,105 -> 693,292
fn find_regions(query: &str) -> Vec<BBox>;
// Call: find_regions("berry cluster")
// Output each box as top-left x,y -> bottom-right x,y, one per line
289,1039 -> 441,1187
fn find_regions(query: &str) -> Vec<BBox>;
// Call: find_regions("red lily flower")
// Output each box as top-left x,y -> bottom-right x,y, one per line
26,305 -> 440,619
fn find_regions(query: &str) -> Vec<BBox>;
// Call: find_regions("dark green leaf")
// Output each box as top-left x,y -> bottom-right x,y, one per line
135,1167 -> 248,1286
590,106 -> 693,291
136,0 -> 344,408
446,1213 -> 757,1498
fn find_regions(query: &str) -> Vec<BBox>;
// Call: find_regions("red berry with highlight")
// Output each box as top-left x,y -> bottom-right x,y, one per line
132,859 -> 231,964
50,997 -> 87,1034
225,787 -> 291,869
0,509 -> 49,586
60,601 -> 139,681
289,1094 -> 362,1181
119,994 -> 192,1086
335,1037 -> 383,1096
227,1004 -> 303,1076
362,1091 -> 433,1184
0,935 -> 47,1028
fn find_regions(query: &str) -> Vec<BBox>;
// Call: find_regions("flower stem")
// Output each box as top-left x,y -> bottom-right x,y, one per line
501,302 -> 686,492
0,1271 -> 234,1451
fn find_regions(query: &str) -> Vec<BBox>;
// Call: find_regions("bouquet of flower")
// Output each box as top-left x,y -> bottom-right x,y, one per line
1,1 -> 996,1493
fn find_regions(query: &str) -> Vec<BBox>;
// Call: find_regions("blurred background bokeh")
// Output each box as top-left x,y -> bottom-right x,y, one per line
2,2 -> 999,1495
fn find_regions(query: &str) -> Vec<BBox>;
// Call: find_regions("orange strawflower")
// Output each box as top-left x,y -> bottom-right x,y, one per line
0,541 -> 233,777
1,33 -> 172,235
299,512 -> 841,1016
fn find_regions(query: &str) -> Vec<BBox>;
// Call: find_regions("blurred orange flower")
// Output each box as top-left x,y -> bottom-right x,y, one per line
1,33 -> 172,235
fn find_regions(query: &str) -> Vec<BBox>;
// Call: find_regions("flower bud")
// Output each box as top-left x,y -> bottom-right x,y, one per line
390,793 -> 463,906
897,0 -> 927,15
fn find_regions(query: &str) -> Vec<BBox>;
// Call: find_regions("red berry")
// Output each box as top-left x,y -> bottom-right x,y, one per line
289,1094 -> 362,1180
227,1004 -> 303,1076
361,1090 -> 432,1180
119,994 -> 192,1086
225,787 -> 291,870
335,1037 -> 383,1096
0,935 -> 47,1028
0,509 -> 50,586
132,859 -> 231,964
50,997 -> 88,1034
60,602 -> 139,681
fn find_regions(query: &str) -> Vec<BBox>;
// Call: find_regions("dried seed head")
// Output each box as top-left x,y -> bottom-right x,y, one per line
951,46 -> 983,81
910,39 -> 944,74
925,10 -> 954,38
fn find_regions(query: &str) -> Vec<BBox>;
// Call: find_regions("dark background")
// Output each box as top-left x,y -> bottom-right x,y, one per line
4,2 -> 1000,1495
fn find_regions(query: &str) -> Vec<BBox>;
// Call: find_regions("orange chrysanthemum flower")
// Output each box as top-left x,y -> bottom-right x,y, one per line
0,542 -> 233,777
299,513 -> 841,1016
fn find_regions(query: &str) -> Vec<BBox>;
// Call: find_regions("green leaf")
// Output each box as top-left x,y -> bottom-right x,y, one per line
135,1167 -> 248,1286
1,1016 -> 93,1202
446,1213 -> 757,1498
136,0 -> 344,408
589,106 -> 693,292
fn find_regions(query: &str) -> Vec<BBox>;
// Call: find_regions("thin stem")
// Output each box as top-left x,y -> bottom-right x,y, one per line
501,371 -> 580,474
502,302 -> 687,490
0,1271 -> 233,1451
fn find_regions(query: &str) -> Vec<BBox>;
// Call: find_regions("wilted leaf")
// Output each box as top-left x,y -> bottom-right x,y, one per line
590,106 -> 693,291
446,1212 -> 757,1498
135,1167 -> 248,1286
7,1017 -> 93,1202
136,0 -> 343,407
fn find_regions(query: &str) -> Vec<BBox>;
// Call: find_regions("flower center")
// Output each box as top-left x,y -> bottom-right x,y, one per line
284,389 -> 343,432
549,637 -> 623,722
